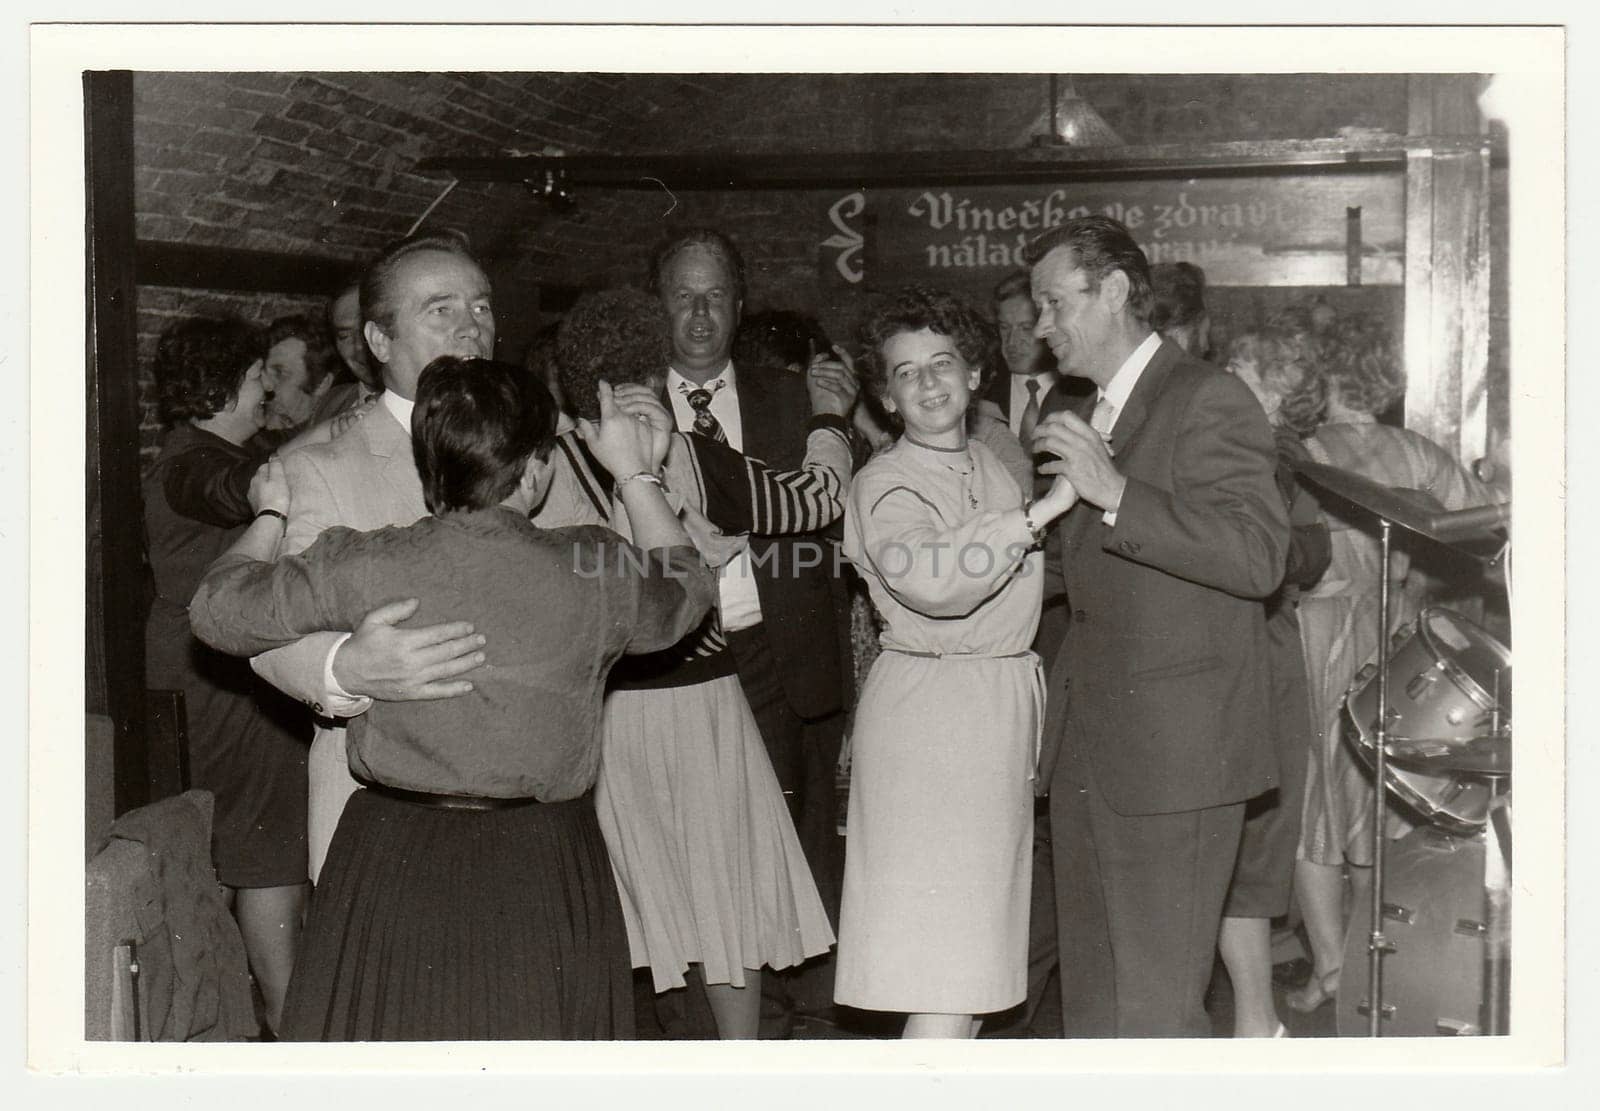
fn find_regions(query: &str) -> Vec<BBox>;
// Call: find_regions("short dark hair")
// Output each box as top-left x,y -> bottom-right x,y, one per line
856,285 -> 991,403
361,229 -> 479,336
732,310 -> 831,371
991,269 -> 1033,307
266,314 -> 342,392
411,356 -> 559,514
326,277 -> 362,313
152,316 -> 266,425
648,227 -> 746,302
555,287 -> 671,422
1149,262 -> 1207,333
1023,215 -> 1154,324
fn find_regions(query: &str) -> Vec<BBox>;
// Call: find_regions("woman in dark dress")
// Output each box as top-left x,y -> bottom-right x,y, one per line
142,316 -> 311,1035
190,356 -> 716,1040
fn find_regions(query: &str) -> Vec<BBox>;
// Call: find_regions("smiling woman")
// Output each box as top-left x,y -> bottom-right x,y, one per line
835,284 -> 1079,1039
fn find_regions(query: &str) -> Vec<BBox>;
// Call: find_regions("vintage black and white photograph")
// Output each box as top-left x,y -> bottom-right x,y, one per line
25,16 -> 1569,1085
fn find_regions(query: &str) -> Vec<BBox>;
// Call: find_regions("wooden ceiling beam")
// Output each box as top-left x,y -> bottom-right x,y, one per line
418,135 -> 1501,191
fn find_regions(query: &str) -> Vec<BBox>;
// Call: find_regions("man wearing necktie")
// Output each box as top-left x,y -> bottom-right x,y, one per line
1027,216 -> 1289,1037
985,269 -> 1092,455
651,228 -> 859,1031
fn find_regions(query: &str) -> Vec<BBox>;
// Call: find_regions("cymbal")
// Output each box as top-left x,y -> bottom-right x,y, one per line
1385,732 -> 1511,775
1292,459 -> 1509,555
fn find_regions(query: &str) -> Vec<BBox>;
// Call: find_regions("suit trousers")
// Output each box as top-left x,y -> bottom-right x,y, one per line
726,622 -> 844,899
1051,720 -> 1245,1037
982,800 -> 1062,1037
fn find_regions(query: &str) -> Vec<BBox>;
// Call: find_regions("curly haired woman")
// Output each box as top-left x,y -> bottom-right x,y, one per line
543,287 -> 848,1038
834,285 -> 1079,1038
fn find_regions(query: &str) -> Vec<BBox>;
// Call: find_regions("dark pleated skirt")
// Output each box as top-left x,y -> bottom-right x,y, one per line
281,787 -> 633,1041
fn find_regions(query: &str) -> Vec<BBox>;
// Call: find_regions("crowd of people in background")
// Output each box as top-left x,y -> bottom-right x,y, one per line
141,214 -> 1496,1042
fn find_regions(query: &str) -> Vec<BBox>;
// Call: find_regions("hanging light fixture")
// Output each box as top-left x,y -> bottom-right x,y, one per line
1035,75 -> 1123,147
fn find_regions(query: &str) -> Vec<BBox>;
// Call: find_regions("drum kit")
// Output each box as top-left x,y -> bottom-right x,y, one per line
1292,460 -> 1512,1038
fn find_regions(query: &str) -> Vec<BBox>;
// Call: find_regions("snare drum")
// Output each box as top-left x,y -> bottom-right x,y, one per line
1337,827 -> 1487,1036
1343,607 -> 1510,836
1341,703 -> 1493,835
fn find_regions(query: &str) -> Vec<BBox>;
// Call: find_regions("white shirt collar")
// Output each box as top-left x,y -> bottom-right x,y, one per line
666,360 -> 736,396
1100,331 -> 1163,412
380,389 -> 415,435
1012,368 -> 1060,397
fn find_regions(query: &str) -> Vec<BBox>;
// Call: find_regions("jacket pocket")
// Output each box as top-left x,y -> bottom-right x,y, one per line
1129,654 -> 1223,682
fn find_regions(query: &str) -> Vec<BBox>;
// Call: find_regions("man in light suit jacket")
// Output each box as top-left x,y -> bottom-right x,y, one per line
1029,217 -> 1289,1037
246,231 -> 501,881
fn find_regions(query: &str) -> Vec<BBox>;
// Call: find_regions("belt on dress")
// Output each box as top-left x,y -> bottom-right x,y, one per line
355,776 -> 544,812
880,647 -> 1038,661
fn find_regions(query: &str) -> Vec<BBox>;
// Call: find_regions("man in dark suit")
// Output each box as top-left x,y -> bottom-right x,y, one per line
1028,217 -> 1289,1037
309,280 -> 384,426
649,228 -> 857,1032
983,269 -> 1090,439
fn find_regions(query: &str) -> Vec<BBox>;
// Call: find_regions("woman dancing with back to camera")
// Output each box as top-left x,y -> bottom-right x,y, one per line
191,356 -> 715,1039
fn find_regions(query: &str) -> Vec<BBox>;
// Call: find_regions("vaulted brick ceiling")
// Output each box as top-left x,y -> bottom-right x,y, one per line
134,72 -> 743,265
132,71 -> 1411,281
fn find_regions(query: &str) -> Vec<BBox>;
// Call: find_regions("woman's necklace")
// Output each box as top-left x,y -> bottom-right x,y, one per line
904,432 -> 979,510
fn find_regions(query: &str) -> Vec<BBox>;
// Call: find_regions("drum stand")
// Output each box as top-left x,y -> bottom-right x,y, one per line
1483,774 -> 1511,1035
1363,520 -> 1397,1036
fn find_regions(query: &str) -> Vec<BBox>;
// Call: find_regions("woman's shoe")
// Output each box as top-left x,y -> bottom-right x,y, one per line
1284,966 -> 1340,1014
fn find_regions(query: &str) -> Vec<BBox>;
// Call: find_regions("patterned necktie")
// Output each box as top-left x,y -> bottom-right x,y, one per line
681,380 -> 728,444
1091,395 -> 1118,446
1019,378 -> 1042,448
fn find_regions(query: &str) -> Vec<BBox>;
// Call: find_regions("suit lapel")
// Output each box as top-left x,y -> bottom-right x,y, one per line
364,403 -> 422,509
1107,339 -> 1180,458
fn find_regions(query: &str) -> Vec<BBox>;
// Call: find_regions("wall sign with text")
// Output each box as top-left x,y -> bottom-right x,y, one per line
819,173 -> 1404,302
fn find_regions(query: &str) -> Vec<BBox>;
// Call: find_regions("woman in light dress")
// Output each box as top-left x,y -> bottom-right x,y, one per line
541,288 -> 855,1038
833,285 -> 1078,1039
